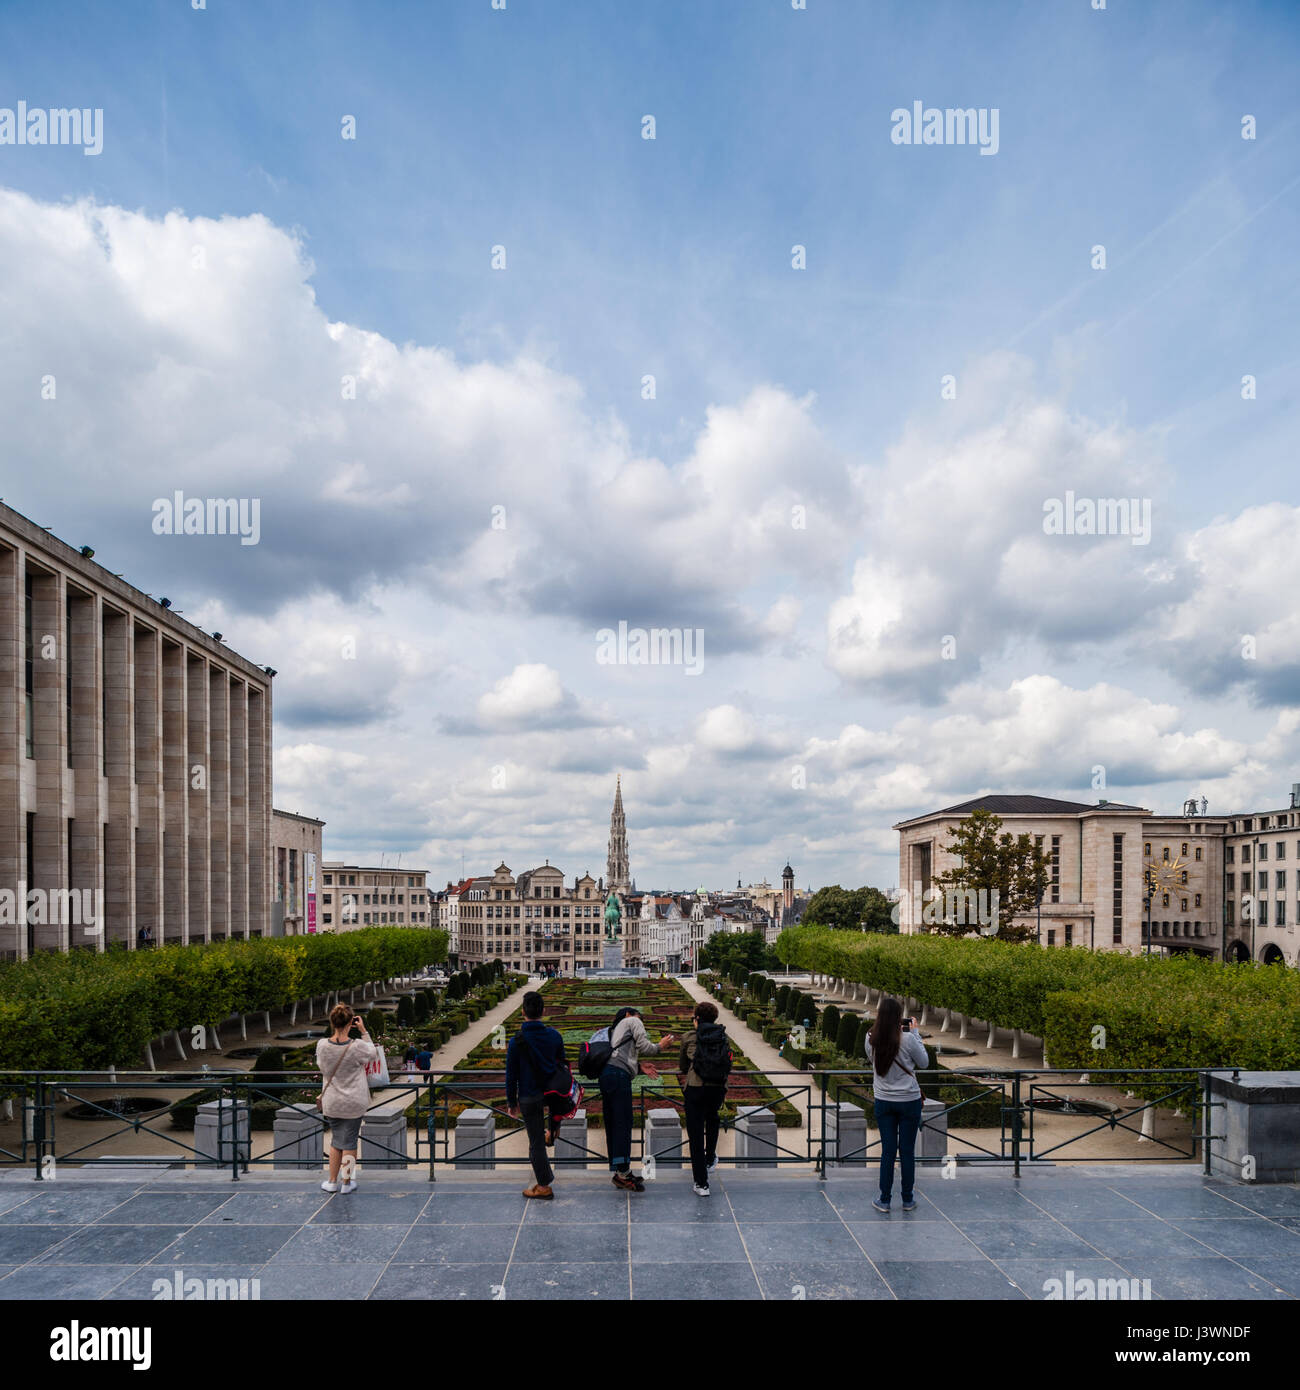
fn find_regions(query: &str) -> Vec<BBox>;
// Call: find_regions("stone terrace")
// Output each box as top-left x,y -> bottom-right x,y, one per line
0,1164 -> 1297,1300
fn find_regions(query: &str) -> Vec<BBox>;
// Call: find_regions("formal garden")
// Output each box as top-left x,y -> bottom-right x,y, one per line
427,975 -> 802,1131
699,968 -> 1005,1128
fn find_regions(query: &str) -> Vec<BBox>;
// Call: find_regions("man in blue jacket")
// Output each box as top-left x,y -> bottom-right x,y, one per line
506,991 -> 570,1200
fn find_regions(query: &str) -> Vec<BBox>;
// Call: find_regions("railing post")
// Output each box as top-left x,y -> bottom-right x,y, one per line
231,1081 -> 241,1182
1201,1069 -> 1212,1177
1011,1072 -> 1022,1177
33,1080 -> 46,1180
815,1074 -> 826,1178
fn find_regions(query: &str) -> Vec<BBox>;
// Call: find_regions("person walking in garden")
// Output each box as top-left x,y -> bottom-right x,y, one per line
316,1004 -> 378,1195
677,999 -> 731,1196
865,996 -> 928,1213
600,1006 -> 675,1191
506,991 -> 573,1200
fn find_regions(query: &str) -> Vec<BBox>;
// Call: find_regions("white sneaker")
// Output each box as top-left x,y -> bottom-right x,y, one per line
340,1180 -> 358,1194
707,1157 -> 718,1175
320,1180 -> 339,1193
693,1183 -> 710,1197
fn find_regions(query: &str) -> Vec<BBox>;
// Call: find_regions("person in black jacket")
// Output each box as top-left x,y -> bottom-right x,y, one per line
506,991 -> 570,1200
677,1000 -> 730,1195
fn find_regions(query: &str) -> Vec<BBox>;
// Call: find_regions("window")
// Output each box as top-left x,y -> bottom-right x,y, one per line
1260,844 -> 1269,862
1181,842 -> 1188,856
1162,846 -> 1170,861
324,874 -> 332,885
1277,901 -> 1287,927
1161,893 -> 1169,907
1278,871 -> 1287,892
1278,842 -> 1287,860
1143,842 -> 1151,857
323,913 -> 332,924
1195,893 -> 1201,908
1047,928 -> 1056,946
1227,873 -> 1235,892
1050,835 -> 1060,903
1180,898 -> 1188,911
1226,899 -> 1234,926
1242,845 -> 1251,863
1243,872 -> 1252,893
1259,900 -> 1269,927
1194,847 -> 1202,861
1064,924 -> 1073,946
1113,834 -> 1125,944
1226,846 -> 1235,864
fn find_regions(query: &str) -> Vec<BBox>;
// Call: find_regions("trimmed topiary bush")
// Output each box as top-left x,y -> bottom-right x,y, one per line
365,1008 -> 387,1038
820,1004 -> 841,1045
396,994 -> 416,1025
836,1012 -> 858,1056
775,984 -> 792,1017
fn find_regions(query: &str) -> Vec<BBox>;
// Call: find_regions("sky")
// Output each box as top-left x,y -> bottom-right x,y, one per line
2,0 -> 1299,894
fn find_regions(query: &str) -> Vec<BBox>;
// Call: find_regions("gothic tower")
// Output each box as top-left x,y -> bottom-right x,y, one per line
606,775 -> 630,894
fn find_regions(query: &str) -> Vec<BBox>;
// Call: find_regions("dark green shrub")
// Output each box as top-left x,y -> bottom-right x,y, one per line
396,994 -> 416,1025
820,1004 -> 841,1044
251,1045 -> 286,1073
413,994 -> 430,1023
775,984 -> 791,1017
365,1008 -> 387,1038
836,1012 -> 858,1056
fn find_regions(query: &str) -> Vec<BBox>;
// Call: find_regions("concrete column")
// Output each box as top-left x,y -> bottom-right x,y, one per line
919,1097 -> 949,1158
228,679 -> 248,939
30,565 -> 70,952
246,686 -> 269,936
453,1108 -> 496,1169
194,1097 -> 250,1168
185,653 -> 210,943
554,1109 -> 590,1167
102,605 -> 133,950
1208,1072 -> 1300,1182
360,1111 -> 408,1168
274,1105 -> 325,1169
161,640 -> 188,943
734,1105 -> 778,1168
0,542 -> 21,958
826,1100 -> 868,1167
645,1108 -> 684,1169
132,626 -> 163,948
207,665 -> 230,940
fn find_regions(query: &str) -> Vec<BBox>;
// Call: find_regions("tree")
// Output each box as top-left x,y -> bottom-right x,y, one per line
699,929 -> 777,974
928,809 -> 1048,943
803,885 -> 896,933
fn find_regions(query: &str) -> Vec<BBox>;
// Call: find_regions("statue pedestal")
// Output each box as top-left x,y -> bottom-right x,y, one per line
602,942 -> 622,970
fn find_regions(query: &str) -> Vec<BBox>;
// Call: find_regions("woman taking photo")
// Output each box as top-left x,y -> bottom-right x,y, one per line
865,997 -> 928,1213
316,1003 -> 378,1194
599,1006 -> 674,1191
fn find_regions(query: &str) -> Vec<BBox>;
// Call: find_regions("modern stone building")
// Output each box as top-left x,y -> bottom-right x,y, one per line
319,862 -> 430,932
0,502 -> 276,958
896,788 -> 1300,965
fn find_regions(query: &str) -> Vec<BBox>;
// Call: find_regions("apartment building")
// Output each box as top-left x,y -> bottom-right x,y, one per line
0,502 -> 274,957
319,862 -> 430,931
452,862 -> 607,975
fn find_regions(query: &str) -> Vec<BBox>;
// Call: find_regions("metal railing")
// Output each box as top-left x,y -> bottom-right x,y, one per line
0,1065 -> 1230,1180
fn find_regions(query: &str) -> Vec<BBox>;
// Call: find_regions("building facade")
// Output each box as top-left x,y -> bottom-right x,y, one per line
0,502 -> 274,957
271,810 -> 325,936
451,861 -> 605,974
319,862 -> 430,931
896,788 -> 1300,966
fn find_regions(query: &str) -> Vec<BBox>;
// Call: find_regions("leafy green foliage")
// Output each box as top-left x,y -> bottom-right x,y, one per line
699,929 -> 778,974
0,926 -> 445,1071
802,884 -> 896,933
820,1003 -> 841,1044
929,809 -> 1048,942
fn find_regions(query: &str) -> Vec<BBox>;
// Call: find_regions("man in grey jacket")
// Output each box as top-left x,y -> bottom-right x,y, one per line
599,1007 -> 674,1191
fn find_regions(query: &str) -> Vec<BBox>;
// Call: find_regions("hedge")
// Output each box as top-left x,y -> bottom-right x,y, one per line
776,925 -> 1300,1074
0,926 -> 448,1073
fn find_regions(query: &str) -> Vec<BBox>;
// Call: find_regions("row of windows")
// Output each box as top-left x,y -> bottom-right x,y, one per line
1146,842 -> 1205,861
322,892 -> 422,906
490,886 -> 595,900
322,872 -> 425,894
321,911 -> 429,926
1227,872 -> 1290,892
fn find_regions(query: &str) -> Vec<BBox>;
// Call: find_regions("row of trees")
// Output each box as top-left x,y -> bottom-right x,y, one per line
0,927 -> 450,1072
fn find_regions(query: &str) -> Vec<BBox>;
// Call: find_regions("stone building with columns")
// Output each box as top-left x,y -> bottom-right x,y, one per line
0,502 -> 276,957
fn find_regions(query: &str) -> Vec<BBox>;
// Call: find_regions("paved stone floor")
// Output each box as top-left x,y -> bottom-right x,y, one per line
0,1164 -> 1297,1300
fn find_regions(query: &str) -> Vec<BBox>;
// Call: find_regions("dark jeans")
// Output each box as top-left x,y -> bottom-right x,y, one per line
683,1084 -> 725,1187
519,1095 -> 555,1187
599,1066 -> 634,1172
875,1095 -> 923,1204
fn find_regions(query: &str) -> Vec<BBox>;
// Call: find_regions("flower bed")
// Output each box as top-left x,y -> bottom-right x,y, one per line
427,977 -> 801,1129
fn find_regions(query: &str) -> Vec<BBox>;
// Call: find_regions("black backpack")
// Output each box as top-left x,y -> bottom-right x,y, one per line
691,1023 -> 732,1085
578,1027 -> 614,1079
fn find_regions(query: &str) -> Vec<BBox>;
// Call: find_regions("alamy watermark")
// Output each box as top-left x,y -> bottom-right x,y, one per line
890,101 -> 999,155
0,102 -> 103,156
891,884 -> 1000,935
596,621 -> 704,676
1042,491 -> 1151,545
1043,1269 -> 1151,1300
152,491 -> 261,545
0,885 -> 102,932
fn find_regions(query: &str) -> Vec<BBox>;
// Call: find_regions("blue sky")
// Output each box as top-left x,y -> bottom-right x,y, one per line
2,0 -> 1299,891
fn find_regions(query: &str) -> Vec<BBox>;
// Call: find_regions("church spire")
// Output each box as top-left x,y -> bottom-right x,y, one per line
606,775 -> 630,894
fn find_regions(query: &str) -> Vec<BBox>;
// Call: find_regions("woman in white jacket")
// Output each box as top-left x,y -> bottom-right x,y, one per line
315,1004 -> 378,1194
865,996 -> 930,1213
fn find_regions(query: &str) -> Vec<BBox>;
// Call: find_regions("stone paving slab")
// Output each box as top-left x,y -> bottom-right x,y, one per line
0,1164 -> 1295,1299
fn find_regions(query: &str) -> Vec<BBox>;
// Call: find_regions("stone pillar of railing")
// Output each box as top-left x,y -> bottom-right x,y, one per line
554,1109 -> 589,1168
274,1105 -> 325,1170
919,1097 -> 949,1159
645,1108 -> 684,1169
194,1098 -> 251,1169
453,1108 -> 496,1169
825,1100 -> 867,1168
361,1110 -> 408,1168
1204,1072 -> 1300,1182
734,1106 -> 778,1168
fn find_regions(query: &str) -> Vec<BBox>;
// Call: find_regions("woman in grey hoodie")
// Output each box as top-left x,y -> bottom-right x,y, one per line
865,996 -> 929,1213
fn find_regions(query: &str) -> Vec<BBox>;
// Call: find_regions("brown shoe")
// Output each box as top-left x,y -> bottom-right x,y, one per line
522,1184 -> 554,1200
